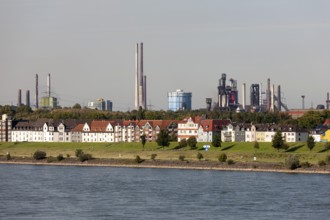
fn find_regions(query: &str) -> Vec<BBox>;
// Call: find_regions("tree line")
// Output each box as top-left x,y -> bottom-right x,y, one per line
1,105 -> 329,129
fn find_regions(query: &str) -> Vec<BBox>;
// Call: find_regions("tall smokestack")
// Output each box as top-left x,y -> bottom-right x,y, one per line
277,85 -> 281,112
267,78 -> 271,111
35,74 -> 39,109
139,42 -> 144,109
47,73 -> 51,97
26,90 -> 30,108
242,83 -> 246,111
18,89 -> 22,107
143,75 -> 147,109
135,43 -> 139,110
270,84 -> 275,112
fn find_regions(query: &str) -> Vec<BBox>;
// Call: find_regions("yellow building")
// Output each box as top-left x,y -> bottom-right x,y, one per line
40,96 -> 57,109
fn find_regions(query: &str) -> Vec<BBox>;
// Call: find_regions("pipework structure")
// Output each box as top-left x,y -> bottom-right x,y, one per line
217,73 -> 239,111
134,42 -> 147,110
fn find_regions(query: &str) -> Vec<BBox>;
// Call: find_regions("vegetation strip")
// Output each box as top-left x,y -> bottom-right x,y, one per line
0,160 -> 329,174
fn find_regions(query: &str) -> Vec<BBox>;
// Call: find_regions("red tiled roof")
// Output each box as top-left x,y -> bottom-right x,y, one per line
90,120 -> 115,132
323,119 -> 330,126
72,123 -> 84,132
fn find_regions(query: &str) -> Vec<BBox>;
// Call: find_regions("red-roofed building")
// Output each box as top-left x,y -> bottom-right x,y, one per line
198,119 -> 231,142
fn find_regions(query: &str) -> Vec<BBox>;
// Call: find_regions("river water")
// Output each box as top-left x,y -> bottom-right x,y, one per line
0,164 -> 329,219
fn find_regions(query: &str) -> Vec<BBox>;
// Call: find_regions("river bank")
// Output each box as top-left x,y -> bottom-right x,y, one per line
1,156 -> 329,174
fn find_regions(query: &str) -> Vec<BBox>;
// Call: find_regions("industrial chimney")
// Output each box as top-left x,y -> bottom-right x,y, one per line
139,43 -> 144,109
18,89 -> 22,107
143,75 -> 147,109
47,73 -> 51,97
242,83 -> 246,111
26,90 -> 30,108
277,85 -> 281,112
135,43 -> 139,110
35,73 -> 39,109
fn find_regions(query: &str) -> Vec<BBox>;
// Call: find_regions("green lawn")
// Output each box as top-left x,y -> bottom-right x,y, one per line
0,141 -> 329,164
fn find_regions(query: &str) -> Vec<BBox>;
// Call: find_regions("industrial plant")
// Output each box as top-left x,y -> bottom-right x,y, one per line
205,73 -> 292,113
39,73 -> 58,109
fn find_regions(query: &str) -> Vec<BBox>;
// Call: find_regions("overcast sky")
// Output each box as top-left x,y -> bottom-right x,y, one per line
1,0 -> 329,111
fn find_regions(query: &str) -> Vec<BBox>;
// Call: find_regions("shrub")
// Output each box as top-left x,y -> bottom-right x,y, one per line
318,160 -> 326,166
79,153 -> 92,162
47,157 -> 56,163
179,155 -> 185,161
179,139 -> 188,149
135,155 -> 144,163
197,152 -> 203,161
66,154 -> 70,158
75,149 -> 83,158
227,159 -> 235,165
326,155 -> 330,164
187,136 -> 197,149
57,154 -> 64,161
33,150 -> 46,160
6,152 -> 11,161
151,154 -> 157,161
285,155 -> 300,170
218,153 -> 227,162
300,161 -> 312,168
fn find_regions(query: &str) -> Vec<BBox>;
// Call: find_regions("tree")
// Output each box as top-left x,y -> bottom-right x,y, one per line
141,134 -> 146,151
218,153 -> 227,162
254,141 -> 260,155
306,136 -> 315,152
72,103 -> 82,109
212,133 -> 221,148
156,129 -> 170,149
187,136 -> 197,149
272,130 -> 284,152
197,152 -> 203,161
179,138 -> 188,148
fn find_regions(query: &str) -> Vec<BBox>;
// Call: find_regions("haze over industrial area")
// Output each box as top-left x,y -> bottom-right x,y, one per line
1,0 -> 329,111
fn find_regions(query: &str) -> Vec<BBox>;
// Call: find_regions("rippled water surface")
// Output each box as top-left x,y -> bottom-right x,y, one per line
0,164 -> 329,219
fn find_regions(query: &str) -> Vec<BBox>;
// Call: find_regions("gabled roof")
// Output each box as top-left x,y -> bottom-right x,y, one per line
90,120 -> 115,132
199,119 -> 231,132
72,123 -> 84,132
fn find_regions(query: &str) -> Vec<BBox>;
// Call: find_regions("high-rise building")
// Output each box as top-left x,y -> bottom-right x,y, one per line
0,114 -> 13,142
87,98 -> 113,111
168,89 -> 192,111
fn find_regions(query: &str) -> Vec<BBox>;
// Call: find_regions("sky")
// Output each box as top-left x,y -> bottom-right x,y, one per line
0,0 -> 329,111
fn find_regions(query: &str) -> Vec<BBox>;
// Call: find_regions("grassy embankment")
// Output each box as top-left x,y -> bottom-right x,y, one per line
0,141 -> 329,164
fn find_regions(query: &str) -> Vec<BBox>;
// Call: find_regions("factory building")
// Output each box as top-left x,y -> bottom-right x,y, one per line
87,98 -> 113,111
168,89 -> 192,111
40,73 -> 58,109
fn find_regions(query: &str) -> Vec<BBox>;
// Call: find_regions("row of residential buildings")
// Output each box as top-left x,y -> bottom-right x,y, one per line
1,114 -> 330,143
